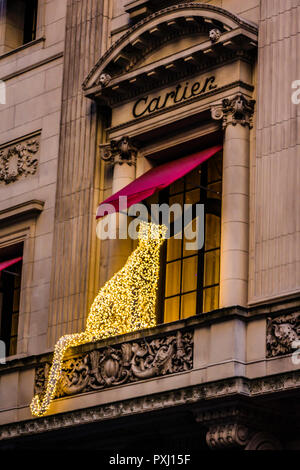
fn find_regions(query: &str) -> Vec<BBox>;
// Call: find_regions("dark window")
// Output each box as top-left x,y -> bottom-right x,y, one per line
4,0 -> 38,51
0,243 -> 23,357
157,151 -> 222,323
23,0 -> 38,44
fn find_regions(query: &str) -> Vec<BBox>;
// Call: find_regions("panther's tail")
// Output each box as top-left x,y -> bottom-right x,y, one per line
30,332 -> 89,417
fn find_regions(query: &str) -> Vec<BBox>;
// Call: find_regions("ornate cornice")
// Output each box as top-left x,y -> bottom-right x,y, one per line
1,372 -> 299,442
211,93 -> 256,129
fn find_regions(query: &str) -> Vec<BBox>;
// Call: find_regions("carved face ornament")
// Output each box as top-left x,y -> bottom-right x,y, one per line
209,28 -> 221,43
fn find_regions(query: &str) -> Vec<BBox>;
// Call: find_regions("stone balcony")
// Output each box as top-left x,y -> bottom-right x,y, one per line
0,298 -> 300,448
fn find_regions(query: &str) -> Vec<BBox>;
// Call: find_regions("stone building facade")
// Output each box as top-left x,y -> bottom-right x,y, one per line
0,0 -> 299,450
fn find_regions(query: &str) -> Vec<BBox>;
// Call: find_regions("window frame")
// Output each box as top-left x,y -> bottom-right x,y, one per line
157,152 -> 222,323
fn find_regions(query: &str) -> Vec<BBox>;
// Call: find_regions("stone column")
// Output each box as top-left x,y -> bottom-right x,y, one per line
101,136 -> 137,278
211,94 -> 255,307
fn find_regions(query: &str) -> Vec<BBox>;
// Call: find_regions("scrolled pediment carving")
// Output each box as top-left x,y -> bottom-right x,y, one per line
83,3 -> 258,105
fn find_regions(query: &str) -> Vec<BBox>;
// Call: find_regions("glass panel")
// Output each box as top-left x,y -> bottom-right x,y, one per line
182,255 -> 198,293
205,214 -> 221,251
10,313 -> 18,336
207,181 -> 222,200
164,296 -> 180,323
181,292 -> 196,319
9,336 -> 17,356
13,288 -> 20,312
207,152 -> 222,183
185,188 -> 200,205
169,178 -> 184,195
203,286 -> 219,313
167,237 -> 182,262
185,167 -> 201,190
165,261 -> 181,297
204,249 -> 220,287
183,216 -> 201,258
169,194 -> 184,223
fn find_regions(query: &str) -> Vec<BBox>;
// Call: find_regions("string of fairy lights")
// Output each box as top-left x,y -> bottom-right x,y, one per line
30,222 -> 167,417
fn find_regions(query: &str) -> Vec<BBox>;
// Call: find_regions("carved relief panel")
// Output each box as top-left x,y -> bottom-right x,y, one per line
35,328 -> 194,399
0,133 -> 40,185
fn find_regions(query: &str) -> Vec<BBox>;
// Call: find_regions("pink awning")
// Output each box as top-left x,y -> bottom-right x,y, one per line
0,257 -> 23,273
96,145 -> 222,219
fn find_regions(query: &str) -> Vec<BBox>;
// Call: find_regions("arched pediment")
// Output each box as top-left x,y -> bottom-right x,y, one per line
83,2 -> 258,104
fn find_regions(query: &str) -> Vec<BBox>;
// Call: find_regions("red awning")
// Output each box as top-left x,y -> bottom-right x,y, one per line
96,145 -> 222,219
0,257 -> 23,273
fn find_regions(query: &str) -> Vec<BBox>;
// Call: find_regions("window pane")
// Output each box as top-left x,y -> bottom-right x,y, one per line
207,181 -> 222,200
204,249 -> 220,287
203,286 -> 219,313
169,194 -> 184,223
164,296 -> 180,323
11,312 -> 19,337
205,214 -> 221,251
183,216 -> 201,257
185,188 -> 200,205
185,167 -> 200,190
182,255 -> 198,293
9,336 -> 17,357
169,178 -> 184,195
207,152 -> 222,183
13,287 -> 20,312
181,292 -> 196,319
165,261 -> 181,297
167,237 -> 182,262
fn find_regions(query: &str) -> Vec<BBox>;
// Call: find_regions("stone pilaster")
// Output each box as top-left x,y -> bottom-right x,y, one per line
250,1 -> 300,303
212,94 -> 255,308
48,0 -> 110,345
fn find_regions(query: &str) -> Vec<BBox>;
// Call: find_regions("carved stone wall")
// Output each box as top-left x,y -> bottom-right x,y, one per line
35,329 -> 193,399
267,312 -> 300,358
0,134 -> 40,184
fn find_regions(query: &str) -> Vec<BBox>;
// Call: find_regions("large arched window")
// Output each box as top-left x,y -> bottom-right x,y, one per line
157,151 -> 222,323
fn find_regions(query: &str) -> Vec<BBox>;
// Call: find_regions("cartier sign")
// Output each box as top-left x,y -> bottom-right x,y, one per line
133,76 -> 217,118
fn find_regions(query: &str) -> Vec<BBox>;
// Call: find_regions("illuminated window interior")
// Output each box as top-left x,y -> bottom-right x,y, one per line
0,243 -> 23,357
158,151 -> 222,322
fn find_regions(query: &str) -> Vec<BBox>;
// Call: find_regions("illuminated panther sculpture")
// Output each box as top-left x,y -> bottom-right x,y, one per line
31,222 -> 167,417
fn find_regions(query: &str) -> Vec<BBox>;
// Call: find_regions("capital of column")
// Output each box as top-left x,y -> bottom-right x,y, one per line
100,136 -> 138,166
211,93 -> 256,129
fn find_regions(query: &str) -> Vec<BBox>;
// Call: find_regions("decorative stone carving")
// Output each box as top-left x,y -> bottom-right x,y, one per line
3,372 -> 299,441
101,136 -> 138,166
96,73 -> 111,88
245,432 -> 282,450
34,329 -> 194,399
211,93 -> 255,129
266,312 -> 300,357
0,136 -> 39,184
83,3 -> 258,92
206,423 -> 250,449
209,28 -> 221,43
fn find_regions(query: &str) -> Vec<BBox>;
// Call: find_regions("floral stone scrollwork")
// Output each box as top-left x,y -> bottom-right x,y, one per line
267,312 -> 300,358
34,329 -> 194,399
0,136 -> 39,184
